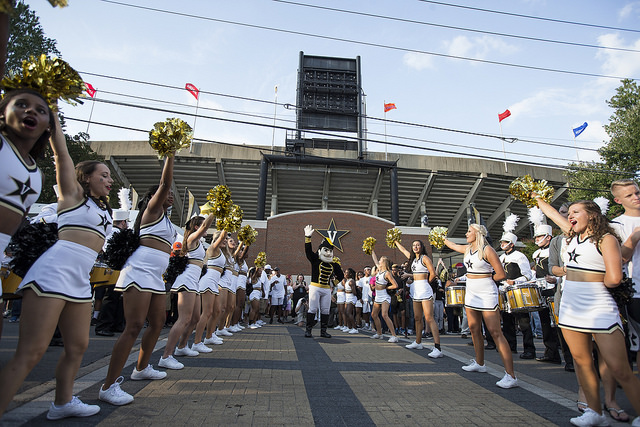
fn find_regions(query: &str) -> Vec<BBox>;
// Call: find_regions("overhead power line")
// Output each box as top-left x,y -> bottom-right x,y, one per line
98,0 -> 638,81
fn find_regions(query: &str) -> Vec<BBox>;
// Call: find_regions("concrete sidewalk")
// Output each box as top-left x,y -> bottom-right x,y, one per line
0,320 -> 636,426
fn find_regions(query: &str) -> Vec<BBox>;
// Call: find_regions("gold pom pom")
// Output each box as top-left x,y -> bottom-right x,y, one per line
509,175 -> 555,208
48,0 -> 69,7
238,225 -> 258,246
1,55 -> 84,111
362,237 -> 376,255
199,201 -> 215,216
217,204 -> 243,232
206,185 -> 233,219
385,228 -> 402,248
148,117 -> 193,158
0,1 -> 13,14
428,227 -> 448,250
332,256 -> 341,265
254,252 -> 267,268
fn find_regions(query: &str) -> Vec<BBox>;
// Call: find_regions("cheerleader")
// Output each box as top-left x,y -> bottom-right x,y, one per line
231,245 -> 249,331
162,214 -> 215,361
99,156 -> 177,406
443,224 -> 518,389
535,196 -> 640,426
334,278 -> 347,331
214,235 -> 238,336
343,268 -> 358,334
0,110 -> 110,419
395,240 -> 443,358
192,229 -> 227,348
370,250 -> 400,342
0,89 -> 52,339
247,266 -> 264,328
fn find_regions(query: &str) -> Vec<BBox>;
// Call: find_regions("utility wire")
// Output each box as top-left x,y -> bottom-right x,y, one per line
274,0 -> 640,53
416,0 -> 640,34
97,0 -> 638,80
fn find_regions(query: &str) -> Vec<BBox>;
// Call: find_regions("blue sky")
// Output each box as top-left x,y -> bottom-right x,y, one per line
31,0 -> 640,168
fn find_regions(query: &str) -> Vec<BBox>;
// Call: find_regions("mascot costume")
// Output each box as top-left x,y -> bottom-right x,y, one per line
304,225 -> 344,338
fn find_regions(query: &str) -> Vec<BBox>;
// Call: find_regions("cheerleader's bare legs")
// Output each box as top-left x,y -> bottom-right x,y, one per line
177,295 -> 201,349
194,291 -> 217,343
371,301 -> 396,338
466,307 -> 514,377
163,291 -> 198,358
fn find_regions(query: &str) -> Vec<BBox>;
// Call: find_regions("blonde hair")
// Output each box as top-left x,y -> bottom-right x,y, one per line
378,256 -> 392,272
611,179 -> 638,196
465,223 -> 488,260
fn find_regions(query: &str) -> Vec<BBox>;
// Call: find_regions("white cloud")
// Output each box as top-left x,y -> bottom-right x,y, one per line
443,35 -> 519,60
618,2 -> 640,20
595,34 -> 640,80
402,52 -> 435,70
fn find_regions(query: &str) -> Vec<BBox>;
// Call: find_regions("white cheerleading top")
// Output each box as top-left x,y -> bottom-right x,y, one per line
58,197 -> 112,239
139,214 -> 177,247
207,250 -> 225,269
0,134 -> 42,216
186,239 -> 205,261
375,271 -> 389,286
411,256 -> 429,274
565,235 -> 606,274
463,249 -> 493,274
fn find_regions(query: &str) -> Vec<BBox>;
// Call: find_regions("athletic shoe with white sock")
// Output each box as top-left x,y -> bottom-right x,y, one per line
229,325 -> 242,332
257,319 -> 265,325
428,348 -> 443,358
174,346 -> 199,357
496,372 -> 518,389
192,342 -> 213,353
98,376 -> 134,406
249,324 -> 259,329
204,335 -> 224,345
131,364 -> 167,380
158,355 -> 184,370
461,359 -> 487,372
334,325 -> 342,330
405,341 -> 423,350
348,328 -> 359,334
341,326 -> 349,332
48,396 -> 101,420
217,328 -> 233,337
371,334 -> 380,339
569,408 -> 609,426
388,336 -> 399,343
237,323 -> 246,329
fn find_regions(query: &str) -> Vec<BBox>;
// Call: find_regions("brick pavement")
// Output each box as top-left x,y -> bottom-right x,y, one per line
0,321 -> 637,426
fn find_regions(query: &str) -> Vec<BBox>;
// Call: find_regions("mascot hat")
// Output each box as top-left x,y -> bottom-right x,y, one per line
318,239 -> 334,250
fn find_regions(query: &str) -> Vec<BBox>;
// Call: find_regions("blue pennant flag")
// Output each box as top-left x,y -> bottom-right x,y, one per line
573,122 -> 588,138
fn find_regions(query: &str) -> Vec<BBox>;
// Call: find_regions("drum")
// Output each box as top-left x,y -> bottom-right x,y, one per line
1,265 -> 22,299
90,263 -> 120,288
505,283 -> 544,313
445,285 -> 466,307
548,296 -> 558,327
498,291 -> 507,312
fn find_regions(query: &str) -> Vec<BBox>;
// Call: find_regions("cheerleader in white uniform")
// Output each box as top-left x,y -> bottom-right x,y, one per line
163,214 -> 215,360
343,268 -> 358,334
248,266 -> 265,328
535,197 -> 640,426
0,106 -> 109,420
214,236 -> 237,336
370,250 -> 400,343
395,240 -> 442,357
231,245 -> 249,331
0,89 -> 51,340
334,280 -> 346,331
100,156 -> 177,406
192,229 -> 227,347
443,224 -> 518,389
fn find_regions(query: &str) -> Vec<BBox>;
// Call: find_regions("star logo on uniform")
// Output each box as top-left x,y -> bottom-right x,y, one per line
315,218 -> 349,252
97,213 -> 111,233
8,176 -> 37,203
465,259 -> 473,269
567,249 -> 579,262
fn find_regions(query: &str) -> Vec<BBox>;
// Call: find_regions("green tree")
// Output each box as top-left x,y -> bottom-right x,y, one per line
5,1 -> 60,76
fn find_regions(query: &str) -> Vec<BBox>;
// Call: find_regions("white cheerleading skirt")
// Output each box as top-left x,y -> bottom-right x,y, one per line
374,289 -> 391,305
346,293 -> 357,305
171,263 -> 201,293
116,246 -> 169,294
559,279 -> 622,333
236,273 -> 247,291
199,268 -> 221,294
0,232 -> 10,301
219,271 -> 236,293
411,279 -> 434,301
249,289 -> 262,301
19,240 -> 97,303
336,291 -> 346,304
465,276 -> 499,312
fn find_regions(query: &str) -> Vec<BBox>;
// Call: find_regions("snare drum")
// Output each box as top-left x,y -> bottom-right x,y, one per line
90,263 -> 120,288
1,265 -> 22,299
547,296 -> 558,326
445,285 -> 466,307
505,283 -> 544,313
498,291 -> 507,312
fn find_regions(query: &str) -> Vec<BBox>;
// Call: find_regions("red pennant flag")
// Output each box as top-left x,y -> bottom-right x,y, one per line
85,82 -> 96,98
384,103 -> 396,113
185,83 -> 199,100
498,109 -> 511,122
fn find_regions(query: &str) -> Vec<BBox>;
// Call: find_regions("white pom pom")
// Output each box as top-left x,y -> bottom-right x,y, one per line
528,207 -> 546,226
118,188 -> 131,211
593,196 -> 609,215
503,213 -> 519,233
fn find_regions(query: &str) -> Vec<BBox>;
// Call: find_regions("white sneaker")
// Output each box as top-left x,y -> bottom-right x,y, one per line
570,408 -> 609,426
348,328 -> 359,334
192,342 -> 213,353
334,325 -> 342,330
496,371 -> 518,389
461,359 -> 487,372
174,346 -> 199,357
632,416 -> 640,427
229,325 -> 241,332
237,323 -> 246,329
249,324 -> 259,329
217,328 -> 233,337
204,335 -> 224,345
98,376 -> 134,406
158,355 -> 184,370
388,336 -> 399,343
428,348 -> 443,359
405,341 -> 423,350
48,396 -> 101,420
131,364 -> 167,380
257,320 -> 265,325
371,334 -> 380,339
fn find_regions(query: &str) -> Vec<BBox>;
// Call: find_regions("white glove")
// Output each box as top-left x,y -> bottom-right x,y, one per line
304,225 -> 314,238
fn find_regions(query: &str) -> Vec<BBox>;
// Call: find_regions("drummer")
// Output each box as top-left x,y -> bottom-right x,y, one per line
499,232 -> 537,360
531,224 -> 562,364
